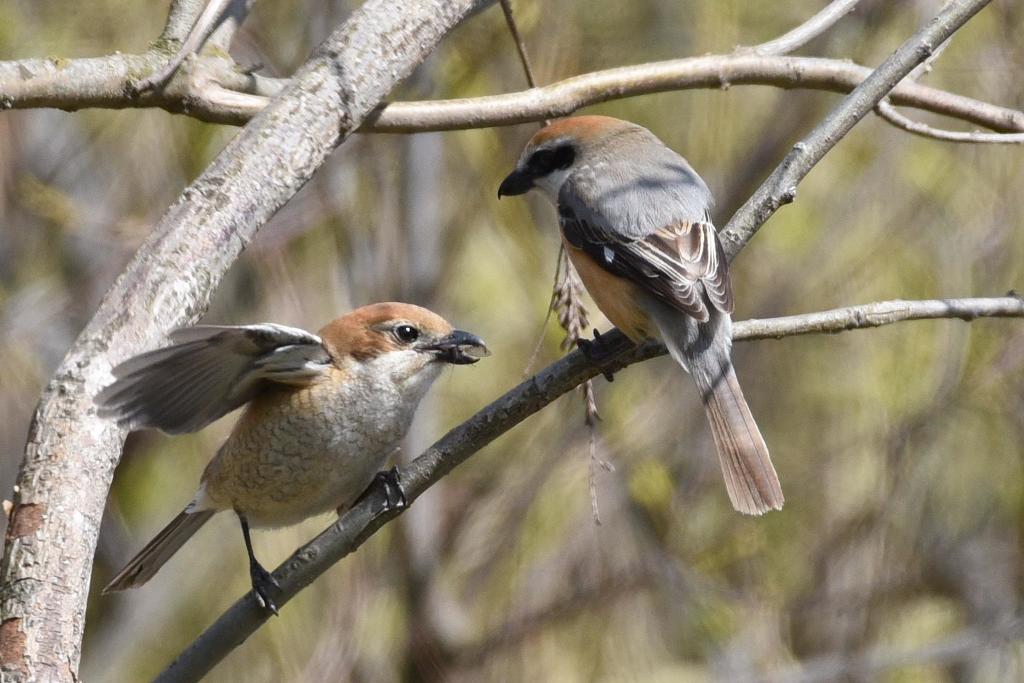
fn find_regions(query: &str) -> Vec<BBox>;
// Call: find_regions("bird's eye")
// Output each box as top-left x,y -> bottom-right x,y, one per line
527,149 -> 555,170
527,144 -> 575,174
394,324 -> 419,344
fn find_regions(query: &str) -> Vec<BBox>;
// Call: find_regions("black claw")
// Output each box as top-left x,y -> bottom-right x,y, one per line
250,562 -> 281,615
576,329 -> 616,382
352,467 -> 408,518
375,466 -> 408,513
238,512 -> 281,615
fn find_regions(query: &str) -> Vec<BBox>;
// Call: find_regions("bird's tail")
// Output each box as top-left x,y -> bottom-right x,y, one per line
696,362 -> 783,514
653,307 -> 783,515
103,509 -> 215,593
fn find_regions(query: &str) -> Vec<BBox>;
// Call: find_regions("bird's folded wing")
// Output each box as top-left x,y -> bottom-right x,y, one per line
95,324 -> 332,434
560,205 -> 733,321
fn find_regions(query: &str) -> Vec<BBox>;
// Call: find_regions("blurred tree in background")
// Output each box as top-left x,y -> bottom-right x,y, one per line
1,1 -> 1022,681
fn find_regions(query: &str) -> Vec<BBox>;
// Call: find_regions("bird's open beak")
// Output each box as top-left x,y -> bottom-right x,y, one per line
498,169 -> 533,198
426,330 -> 490,365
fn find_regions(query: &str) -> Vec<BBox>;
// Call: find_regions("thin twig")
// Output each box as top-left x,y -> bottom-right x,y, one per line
521,302 -> 556,377
498,0 -> 538,89
719,0 -> 996,260
497,0 -> 570,382
737,295 -> 1024,337
521,251 -> 562,377
154,294 -> 1024,682
746,0 -> 863,56
498,0 -> 551,129
876,100 -> 1024,143
498,0 -> 569,377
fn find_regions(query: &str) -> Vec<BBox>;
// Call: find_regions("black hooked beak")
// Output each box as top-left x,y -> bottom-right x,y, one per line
498,169 -> 534,198
426,330 -> 491,365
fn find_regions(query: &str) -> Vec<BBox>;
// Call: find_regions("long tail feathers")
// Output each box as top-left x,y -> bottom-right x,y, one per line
699,364 -> 783,515
652,304 -> 784,515
103,509 -> 215,593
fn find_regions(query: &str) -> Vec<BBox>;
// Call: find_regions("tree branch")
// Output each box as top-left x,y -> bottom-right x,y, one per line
876,100 -> 1024,144
153,293 -> 1024,682
1,53 -> 1020,135
498,0 -> 539,89
363,54 -> 1023,134
745,0 -> 863,56
719,0 -> 995,259
161,0 -> 211,44
135,0 -> 243,93
0,1 -> 480,681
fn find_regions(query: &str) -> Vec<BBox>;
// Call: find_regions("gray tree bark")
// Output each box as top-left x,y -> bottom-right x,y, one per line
4,52 -> 1022,134
0,1 -> 479,680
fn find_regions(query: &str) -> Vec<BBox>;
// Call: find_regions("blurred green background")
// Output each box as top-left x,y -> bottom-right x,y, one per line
1,1 -> 1023,681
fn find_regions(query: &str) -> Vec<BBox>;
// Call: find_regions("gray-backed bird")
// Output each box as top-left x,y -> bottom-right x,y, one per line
499,116 -> 782,515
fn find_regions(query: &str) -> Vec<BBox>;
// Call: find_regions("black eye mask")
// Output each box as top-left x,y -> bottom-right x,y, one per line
526,144 -> 576,176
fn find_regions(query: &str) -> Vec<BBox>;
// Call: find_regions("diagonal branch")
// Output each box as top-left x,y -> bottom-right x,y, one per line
719,0 -> 995,259
0,1 -> 482,681
745,0 -> 863,56
154,292 -> 1024,682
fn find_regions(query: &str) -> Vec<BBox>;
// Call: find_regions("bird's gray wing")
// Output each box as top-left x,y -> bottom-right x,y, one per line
95,323 -> 332,434
559,198 -> 732,322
